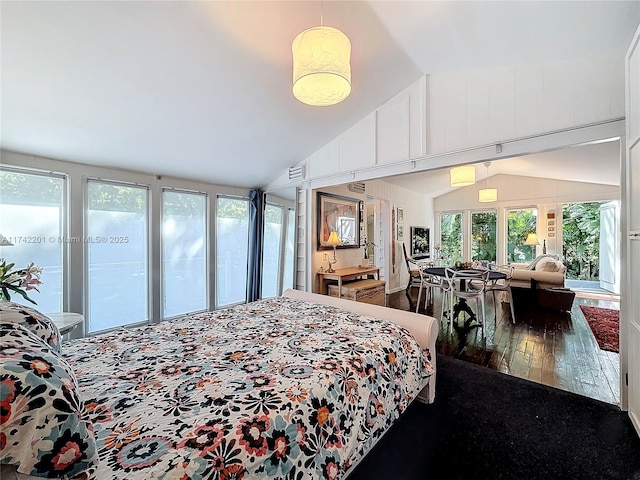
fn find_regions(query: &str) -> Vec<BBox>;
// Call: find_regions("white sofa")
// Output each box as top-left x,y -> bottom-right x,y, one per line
510,255 -> 567,289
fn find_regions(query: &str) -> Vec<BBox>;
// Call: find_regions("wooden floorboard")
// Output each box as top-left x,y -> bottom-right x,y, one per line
387,286 -> 621,405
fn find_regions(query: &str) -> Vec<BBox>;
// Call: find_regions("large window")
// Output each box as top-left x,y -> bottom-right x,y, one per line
439,212 -> 463,262
216,196 -> 249,307
471,211 -> 497,262
162,190 -> 207,318
87,181 -> 148,332
262,204 -> 283,299
507,208 -> 538,263
0,169 -> 65,312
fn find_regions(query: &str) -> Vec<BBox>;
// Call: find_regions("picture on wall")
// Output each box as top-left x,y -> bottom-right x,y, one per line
396,207 -> 404,240
410,226 -> 430,259
316,192 -> 361,250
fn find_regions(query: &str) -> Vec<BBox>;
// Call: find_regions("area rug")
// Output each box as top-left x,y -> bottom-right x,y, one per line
350,355 -> 640,480
579,305 -> 619,353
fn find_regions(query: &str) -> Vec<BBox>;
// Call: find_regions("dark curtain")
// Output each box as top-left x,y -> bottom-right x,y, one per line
247,189 -> 265,303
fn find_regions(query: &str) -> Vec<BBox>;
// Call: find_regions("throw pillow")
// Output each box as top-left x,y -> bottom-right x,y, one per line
541,260 -> 561,272
533,257 -> 553,271
526,254 -> 559,270
0,322 -> 98,479
0,301 -> 61,353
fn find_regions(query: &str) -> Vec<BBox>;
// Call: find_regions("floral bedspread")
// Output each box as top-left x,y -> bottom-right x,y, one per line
63,296 -> 434,479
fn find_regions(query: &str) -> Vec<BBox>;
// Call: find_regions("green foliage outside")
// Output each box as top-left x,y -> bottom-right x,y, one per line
163,192 -> 205,218
218,198 -> 249,223
562,202 -> 601,280
0,171 -> 62,205
507,209 -> 537,263
88,182 -> 146,213
439,213 -> 463,262
471,211 -> 497,261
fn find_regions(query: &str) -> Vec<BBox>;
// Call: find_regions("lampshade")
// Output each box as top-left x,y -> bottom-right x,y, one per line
450,166 -> 476,187
327,231 -> 341,247
478,162 -> 497,202
524,233 -> 540,245
478,188 -> 498,202
292,26 -> 351,106
478,188 -> 498,203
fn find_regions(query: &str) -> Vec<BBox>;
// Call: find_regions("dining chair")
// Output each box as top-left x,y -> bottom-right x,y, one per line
485,264 -> 516,323
402,242 -> 421,294
445,268 -> 490,329
439,268 -> 456,329
416,263 -> 440,313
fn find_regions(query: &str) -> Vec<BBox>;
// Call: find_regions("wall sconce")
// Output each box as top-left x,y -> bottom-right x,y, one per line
450,165 -> 476,187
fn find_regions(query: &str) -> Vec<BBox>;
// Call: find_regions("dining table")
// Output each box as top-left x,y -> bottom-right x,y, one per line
424,266 -> 507,324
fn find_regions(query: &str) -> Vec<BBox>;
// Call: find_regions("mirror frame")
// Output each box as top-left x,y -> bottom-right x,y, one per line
317,192 -> 362,250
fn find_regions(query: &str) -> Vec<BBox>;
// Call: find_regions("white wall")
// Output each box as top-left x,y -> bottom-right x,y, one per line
268,54 -> 624,193
426,56 -> 623,155
366,179 -> 433,292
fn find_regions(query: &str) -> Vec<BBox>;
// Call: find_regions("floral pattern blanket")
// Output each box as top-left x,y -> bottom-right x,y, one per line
63,296 -> 434,479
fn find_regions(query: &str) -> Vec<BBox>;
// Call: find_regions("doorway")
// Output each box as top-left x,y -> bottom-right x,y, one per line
562,201 -> 621,295
365,196 -> 390,286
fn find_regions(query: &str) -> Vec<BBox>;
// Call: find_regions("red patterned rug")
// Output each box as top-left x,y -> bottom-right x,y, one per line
579,305 -> 619,353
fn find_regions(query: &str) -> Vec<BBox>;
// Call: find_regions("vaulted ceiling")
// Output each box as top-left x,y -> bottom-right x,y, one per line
1,1 -> 638,189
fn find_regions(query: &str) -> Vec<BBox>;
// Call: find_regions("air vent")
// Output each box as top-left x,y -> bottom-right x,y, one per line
348,182 -> 365,193
288,165 -> 304,180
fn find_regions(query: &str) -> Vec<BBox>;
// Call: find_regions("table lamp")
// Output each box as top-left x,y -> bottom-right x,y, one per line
524,233 -> 539,259
326,231 -> 341,273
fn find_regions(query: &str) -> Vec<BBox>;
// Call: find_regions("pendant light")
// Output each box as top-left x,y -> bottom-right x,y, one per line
478,162 -> 498,202
292,3 -> 351,106
450,165 -> 476,187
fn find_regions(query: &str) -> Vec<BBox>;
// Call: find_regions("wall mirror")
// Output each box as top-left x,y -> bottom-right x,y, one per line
317,192 -> 361,250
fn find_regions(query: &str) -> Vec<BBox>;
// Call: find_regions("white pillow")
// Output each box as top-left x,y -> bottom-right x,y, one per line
534,257 -> 555,271
541,260 -> 561,272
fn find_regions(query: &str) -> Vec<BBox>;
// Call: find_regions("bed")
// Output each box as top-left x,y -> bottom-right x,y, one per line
1,290 -> 438,480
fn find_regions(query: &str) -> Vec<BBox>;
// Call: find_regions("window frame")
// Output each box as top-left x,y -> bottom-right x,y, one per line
85,177 -> 151,333
438,211 -> 464,263
161,187 -> 209,319
470,208 -> 498,262
505,206 -> 539,264
0,165 -> 68,312
214,194 -> 250,309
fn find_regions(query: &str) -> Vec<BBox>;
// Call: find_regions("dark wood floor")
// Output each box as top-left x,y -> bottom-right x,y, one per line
387,286 -> 621,405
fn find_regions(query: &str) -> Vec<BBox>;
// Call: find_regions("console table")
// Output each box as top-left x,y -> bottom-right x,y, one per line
317,266 -> 381,296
